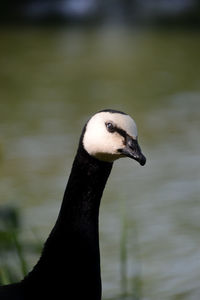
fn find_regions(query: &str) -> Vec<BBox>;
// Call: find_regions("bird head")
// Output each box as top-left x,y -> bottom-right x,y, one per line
83,109 -> 146,165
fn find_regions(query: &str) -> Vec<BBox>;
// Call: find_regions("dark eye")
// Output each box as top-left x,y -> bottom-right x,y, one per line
106,122 -> 115,133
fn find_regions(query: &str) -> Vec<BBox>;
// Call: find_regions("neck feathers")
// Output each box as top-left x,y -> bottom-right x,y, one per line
22,142 -> 113,300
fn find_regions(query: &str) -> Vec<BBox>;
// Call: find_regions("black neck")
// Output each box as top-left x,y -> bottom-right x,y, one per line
22,143 -> 113,300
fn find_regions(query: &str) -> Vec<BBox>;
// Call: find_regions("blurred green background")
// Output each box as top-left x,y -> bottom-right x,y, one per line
0,2 -> 200,300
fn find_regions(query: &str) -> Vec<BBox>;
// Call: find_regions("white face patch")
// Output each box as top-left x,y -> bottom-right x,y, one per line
83,111 -> 138,162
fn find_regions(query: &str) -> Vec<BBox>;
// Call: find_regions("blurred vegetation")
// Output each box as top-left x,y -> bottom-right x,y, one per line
0,206 -> 42,286
0,205 -> 142,300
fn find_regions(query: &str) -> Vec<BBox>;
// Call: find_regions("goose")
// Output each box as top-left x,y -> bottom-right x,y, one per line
0,109 -> 146,300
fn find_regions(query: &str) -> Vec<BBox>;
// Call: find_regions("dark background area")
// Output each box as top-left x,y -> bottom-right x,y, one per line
1,0 -> 200,27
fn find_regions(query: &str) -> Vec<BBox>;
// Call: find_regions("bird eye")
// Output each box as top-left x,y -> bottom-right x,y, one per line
106,122 -> 115,133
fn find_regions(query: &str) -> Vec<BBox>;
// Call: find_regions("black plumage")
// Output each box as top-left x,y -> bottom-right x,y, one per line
0,126 -> 112,300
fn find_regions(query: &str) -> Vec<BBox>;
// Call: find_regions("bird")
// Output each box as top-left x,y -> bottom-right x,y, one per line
0,109 -> 146,300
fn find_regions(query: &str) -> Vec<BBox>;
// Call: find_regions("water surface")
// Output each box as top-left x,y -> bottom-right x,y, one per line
0,27 -> 200,300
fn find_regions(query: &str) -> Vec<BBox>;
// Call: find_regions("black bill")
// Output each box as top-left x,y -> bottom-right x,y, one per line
118,136 -> 146,166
